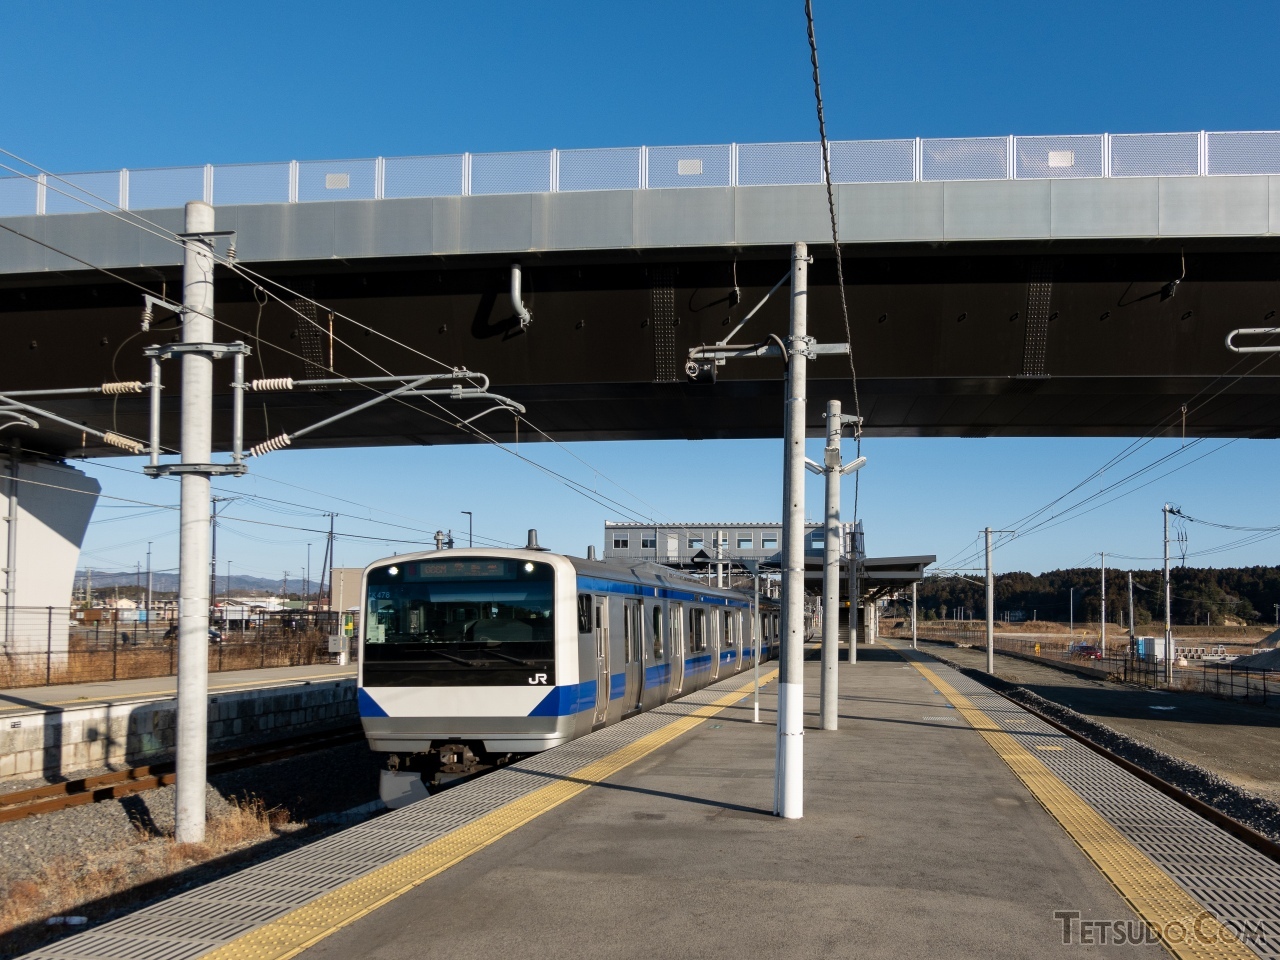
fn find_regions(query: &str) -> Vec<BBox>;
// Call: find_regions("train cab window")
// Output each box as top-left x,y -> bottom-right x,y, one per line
578,594 -> 591,634
651,604 -> 663,659
690,609 -> 706,652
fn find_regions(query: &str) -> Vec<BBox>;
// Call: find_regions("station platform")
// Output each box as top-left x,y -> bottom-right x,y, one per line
25,642 -> 1280,960
0,664 -> 355,719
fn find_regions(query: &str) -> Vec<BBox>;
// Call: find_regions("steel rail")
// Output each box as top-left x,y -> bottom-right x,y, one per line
0,725 -> 364,825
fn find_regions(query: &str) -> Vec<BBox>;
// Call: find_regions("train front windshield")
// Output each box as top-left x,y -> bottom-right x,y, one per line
362,558 -> 556,686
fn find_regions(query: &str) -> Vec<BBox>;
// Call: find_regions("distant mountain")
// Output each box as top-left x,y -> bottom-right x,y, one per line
74,571 -> 305,595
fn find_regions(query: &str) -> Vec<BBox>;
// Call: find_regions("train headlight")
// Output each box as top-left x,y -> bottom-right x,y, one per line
388,566 -> 400,576
523,562 -> 535,572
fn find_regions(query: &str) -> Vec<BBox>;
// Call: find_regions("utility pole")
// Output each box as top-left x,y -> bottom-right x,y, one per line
985,528 -> 995,674
812,398 -> 864,732
321,512 -> 335,609
1128,571 -> 1135,640
1164,504 -> 1174,683
306,543 -> 311,608
174,201 -> 216,844
1100,552 -> 1107,656
776,240 -> 809,821
982,528 -> 1013,673
1069,586 -> 1074,635
462,511 -> 473,548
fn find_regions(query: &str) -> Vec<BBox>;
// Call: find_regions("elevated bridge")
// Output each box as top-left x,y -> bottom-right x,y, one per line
3,131 -> 1280,459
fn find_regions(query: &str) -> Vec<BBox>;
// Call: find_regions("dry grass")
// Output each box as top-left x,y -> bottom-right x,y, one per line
0,798 -> 294,950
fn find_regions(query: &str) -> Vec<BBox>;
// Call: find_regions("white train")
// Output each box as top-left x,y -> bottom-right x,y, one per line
357,534 -> 779,806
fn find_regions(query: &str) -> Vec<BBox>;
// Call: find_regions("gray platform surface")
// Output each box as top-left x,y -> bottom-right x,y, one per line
25,645 -> 1280,960
0,664 -> 355,718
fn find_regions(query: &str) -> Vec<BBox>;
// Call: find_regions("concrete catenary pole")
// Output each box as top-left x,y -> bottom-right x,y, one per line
175,201 -> 216,844
819,399 -> 842,732
1128,571 -> 1135,639
911,581 -> 918,650
1163,504 -> 1173,682
775,240 -> 808,820
753,572 -> 761,723
985,527 -> 995,674
847,527 -> 858,664
1100,552 -> 1107,657
145,541 -> 153,636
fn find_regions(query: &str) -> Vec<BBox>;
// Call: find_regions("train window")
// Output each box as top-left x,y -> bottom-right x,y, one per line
690,608 -> 705,652
651,604 -> 663,659
723,610 -> 733,647
578,594 -> 591,634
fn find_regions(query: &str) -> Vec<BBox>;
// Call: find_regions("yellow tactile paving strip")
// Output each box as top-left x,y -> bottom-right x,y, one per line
202,669 -> 778,960
905,656 -> 1259,960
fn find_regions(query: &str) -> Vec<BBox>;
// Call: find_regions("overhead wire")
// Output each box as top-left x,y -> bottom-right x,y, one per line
804,0 -> 864,526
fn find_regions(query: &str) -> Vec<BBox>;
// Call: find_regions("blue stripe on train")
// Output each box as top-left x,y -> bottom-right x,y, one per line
358,688 -> 389,718
610,673 -> 626,700
529,680 -> 597,717
644,662 -> 671,685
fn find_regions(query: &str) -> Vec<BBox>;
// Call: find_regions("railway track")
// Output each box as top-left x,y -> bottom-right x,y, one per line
0,726 -> 365,824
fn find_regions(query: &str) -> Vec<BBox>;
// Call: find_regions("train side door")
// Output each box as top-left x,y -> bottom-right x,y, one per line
670,603 -> 685,694
593,598 -> 609,725
622,600 -> 644,712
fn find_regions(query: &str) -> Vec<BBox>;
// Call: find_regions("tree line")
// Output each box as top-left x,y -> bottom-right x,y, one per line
907,566 -> 1280,627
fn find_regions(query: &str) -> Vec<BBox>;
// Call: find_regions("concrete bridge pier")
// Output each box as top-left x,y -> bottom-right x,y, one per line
1,446 -> 99,655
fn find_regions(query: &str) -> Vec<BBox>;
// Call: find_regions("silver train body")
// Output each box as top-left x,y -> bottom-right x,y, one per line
356,548 -> 778,804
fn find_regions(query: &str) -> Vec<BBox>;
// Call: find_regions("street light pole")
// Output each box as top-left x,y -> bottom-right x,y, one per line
462,511 -> 473,548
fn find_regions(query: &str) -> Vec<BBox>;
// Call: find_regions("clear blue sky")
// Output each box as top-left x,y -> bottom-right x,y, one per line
5,0 -> 1280,582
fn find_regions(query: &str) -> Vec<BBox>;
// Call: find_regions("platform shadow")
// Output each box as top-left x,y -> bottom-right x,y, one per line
515,767 -> 773,817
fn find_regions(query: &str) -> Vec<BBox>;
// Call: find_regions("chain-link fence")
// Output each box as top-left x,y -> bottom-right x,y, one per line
6,130 -> 1280,217
0,607 -> 342,689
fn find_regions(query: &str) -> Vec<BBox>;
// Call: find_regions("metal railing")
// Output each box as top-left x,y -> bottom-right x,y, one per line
891,623 -> 1276,709
0,606 -> 341,689
4,130 -> 1280,218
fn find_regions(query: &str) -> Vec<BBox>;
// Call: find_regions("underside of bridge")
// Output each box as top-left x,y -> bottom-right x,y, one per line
3,229 -> 1280,459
